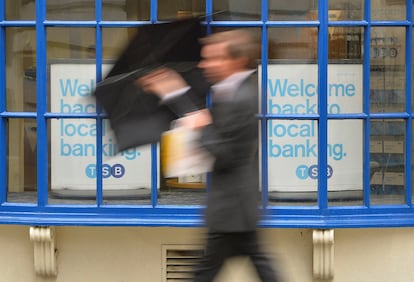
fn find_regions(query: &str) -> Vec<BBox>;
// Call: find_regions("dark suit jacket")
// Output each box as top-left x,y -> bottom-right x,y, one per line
166,72 -> 260,233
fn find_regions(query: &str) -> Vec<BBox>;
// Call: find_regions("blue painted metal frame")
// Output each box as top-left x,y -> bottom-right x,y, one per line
36,0 -> 48,207
318,0 -> 329,211
363,0 -> 372,208
260,0 -> 269,208
406,0 -> 413,207
0,0 -> 414,228
0,0 -> 6,204
95,0 -> 104,207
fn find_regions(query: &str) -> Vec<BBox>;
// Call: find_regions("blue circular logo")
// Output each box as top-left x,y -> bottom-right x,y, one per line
296,164 -> 309,180
111,164 -> 125,178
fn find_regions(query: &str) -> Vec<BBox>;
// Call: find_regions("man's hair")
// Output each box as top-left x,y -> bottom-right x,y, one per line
199,29 -> 260,69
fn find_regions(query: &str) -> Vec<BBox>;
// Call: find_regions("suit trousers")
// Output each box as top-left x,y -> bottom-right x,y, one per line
193,231 -> 280,282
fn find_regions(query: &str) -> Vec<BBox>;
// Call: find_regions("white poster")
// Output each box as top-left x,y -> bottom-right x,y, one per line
50,64 -> 152,190
262,64 -> 363,192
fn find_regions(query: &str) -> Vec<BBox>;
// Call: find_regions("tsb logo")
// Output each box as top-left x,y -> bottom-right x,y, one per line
85,163 -> 125,178
296,164 -> 333,180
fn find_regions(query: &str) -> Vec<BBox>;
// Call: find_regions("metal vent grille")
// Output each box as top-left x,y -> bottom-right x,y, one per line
162,245 -> 204,282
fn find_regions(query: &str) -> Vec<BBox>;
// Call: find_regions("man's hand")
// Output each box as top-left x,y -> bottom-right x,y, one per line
135,68 -> 188,98
178,109 -> 212,129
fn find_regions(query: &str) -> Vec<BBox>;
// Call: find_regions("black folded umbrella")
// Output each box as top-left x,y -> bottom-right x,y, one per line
94,18 -> 210,151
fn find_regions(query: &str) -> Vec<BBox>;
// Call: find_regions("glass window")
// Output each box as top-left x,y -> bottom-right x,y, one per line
328,0 -> 363,21
267,119 -> 318,206
6,28 -> 36,112
268,0 -> 317,21
328,120 -> 364,206
269,27 -> 318,61
47,27 -> 95,62
103,0 -> 150,21
5,0 -> 35,20
327,64 -> 363,114
48,117 -> 99,204
213,0 -> 260,21
412,32 -> 414,205
329,27 -> 363,61
7,118 -> 38,203
158,0 -> 206,20
370,27 -> 406,113
5,27 -> 37,203
412,122 -> 414,204
102,28 -> 134,61
47,0 -> 95,20
372,0 -> 406,21
368,26 -> 406,206
370,119 -> 405,205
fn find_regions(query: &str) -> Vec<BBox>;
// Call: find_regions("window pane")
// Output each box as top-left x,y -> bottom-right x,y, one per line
328,120 -> 363,206
269,28 -> 317,61
158,0 -> 206,20
269,0 -> 317,21
370,119 -> 405,205
102,0 -> 150,21
7,118 -> 37,204
48,118 -> 153,204
156,145 -> 208,206
102,27 -> 132,62
157,174 -> 207,205
47,118 -> 154,205
412,31 -> 414,205
328,0 -> 363,21
47,56 -> 97,204
254,29 -> 323,205
370,27 -> 406,113
101,143 -> 153,205
265,64 -> 318,115
263,63 -> 318,205
327,64 -> 363,114
213,0 -> 260,21
47,0 -> 95,20
6,28 -> 36,112
48,117 -> 98,204
329,27 -> 363,61
48,61 -> 151,204
412,122 -> 414,205
372,0 -> 406,21
47,26 -> 97,118
267,120 -> 318,206
47,61 -> 152,205
47,27 -> 95,62
5,0 -> 35,20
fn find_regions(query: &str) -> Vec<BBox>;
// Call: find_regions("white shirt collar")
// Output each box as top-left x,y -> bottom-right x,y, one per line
211,70 -> 255,100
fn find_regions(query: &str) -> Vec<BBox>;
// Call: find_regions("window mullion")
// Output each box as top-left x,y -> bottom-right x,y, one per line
260,0 -> 269,207
36,0 -> 48,207
0,4 -> 6,204
317,0 -> 329,210
405,0 -> 413,207
151,143 -> 158,207
363,0 -> 372,207
150,0 -> 158,23
95,0 -> 103,206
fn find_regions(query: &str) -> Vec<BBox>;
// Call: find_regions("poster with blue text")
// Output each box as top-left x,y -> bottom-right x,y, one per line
262,64 -> 363,192
50,64 -> 152,190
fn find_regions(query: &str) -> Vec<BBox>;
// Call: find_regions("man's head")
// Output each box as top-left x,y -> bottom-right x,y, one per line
198,30 -> 260,83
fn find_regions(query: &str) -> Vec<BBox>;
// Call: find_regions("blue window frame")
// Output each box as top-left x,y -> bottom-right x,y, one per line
1,0 -> 414,227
